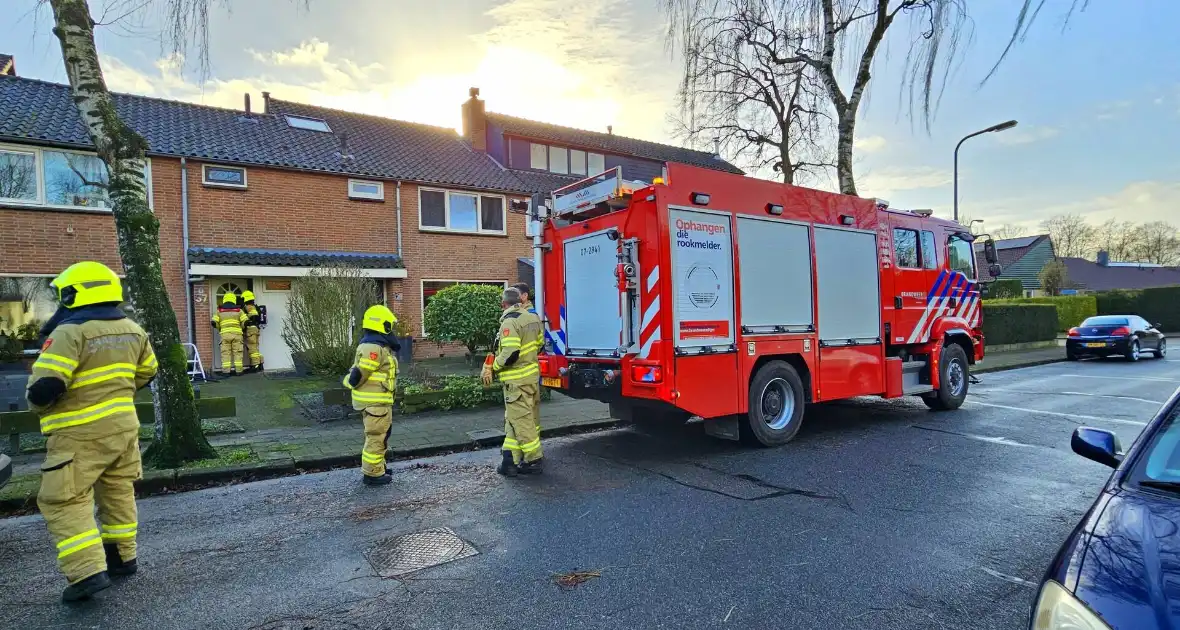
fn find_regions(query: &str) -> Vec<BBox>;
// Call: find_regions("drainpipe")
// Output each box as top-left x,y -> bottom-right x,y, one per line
395,181 -> 403,256
181,157 -> 194,344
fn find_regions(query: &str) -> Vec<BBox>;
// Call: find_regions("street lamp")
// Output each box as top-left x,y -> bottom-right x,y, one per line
954,120 -> 1017,222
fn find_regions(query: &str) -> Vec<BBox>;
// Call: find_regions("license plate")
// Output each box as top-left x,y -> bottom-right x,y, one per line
541,376 -> 563,388
1085,342 -> 1106,348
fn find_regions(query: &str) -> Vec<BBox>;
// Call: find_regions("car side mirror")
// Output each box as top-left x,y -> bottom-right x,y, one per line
983,240 -> 999,265
988,263 -> 1003,278
1072,427 -> 1123,469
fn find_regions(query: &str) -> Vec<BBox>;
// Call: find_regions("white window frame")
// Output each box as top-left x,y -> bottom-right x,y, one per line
588,152 -> 605,174
348,179 -> 384,201
417,186 -> 507,236
530,143 -> 548,170
549,146 -> 569,174
0,142 -> 153,212
420,278 -> 508,337
202,164 -> 248,189
570,149 -> 587,175
284,115 -> 332,133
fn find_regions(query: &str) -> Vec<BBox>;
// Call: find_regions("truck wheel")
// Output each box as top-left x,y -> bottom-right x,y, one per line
923,344 -> 969,411
742,361 -> 805,447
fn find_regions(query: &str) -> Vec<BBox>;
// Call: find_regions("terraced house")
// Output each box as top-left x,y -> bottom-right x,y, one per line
0,61 -> 739,369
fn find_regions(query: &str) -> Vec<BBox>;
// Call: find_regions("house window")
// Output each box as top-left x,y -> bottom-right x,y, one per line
202,165 -> 247,188
570,150 -> 587,176
348,179 -> 384,200
920,231 -> 938,269
421,279 -> 506,336
549,147 -> 569,174
588,152 -> 605,174
284,115 -> 332,133
893,228 -> 919,268
530,143 -> 548,170
0,143 -> 152,211
0,276 -> 56,336
418,187 -> 507,235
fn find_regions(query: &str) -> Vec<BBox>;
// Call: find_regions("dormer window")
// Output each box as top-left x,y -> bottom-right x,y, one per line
284,115 -> 331,133
528,142 -> 604,176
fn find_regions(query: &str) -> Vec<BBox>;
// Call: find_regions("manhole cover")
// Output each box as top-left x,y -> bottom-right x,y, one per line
366,527 -> 478,577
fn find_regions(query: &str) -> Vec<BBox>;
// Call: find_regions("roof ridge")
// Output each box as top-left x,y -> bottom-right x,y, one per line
1,73 -> 266,117
486,111 -> 718,159
269,97 -> 461,135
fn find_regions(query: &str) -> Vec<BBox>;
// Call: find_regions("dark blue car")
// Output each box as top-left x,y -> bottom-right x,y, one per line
1031,385 -> 1180,629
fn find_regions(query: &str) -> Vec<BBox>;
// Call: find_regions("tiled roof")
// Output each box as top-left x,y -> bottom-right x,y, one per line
0,75 -> 526,194
1062,258 -> 1180,291
975,234 -> 1051,282
508,169 -> 581,195
487,112 -> 744,175
188,247 -> 404,269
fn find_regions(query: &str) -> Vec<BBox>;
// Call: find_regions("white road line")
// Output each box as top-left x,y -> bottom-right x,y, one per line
963,434 -> 1036,448
980,390 -> 1166,405
1060,391 -> 1165,405
980,567 -> 1038,588
966,401 -> 1147,426
1054,373 -> 1179,383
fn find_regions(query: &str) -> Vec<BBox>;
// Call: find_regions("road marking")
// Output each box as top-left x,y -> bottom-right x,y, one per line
980,567 -> 1038,588
914,425 -> 1036,448
1060,391 -> 1165,405
976,389 -> 1164,405
1056,373 -> 1179,383
966,401 -> 1147,426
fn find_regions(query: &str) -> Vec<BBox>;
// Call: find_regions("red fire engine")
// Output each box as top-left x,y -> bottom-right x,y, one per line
528,163 -> 1001,446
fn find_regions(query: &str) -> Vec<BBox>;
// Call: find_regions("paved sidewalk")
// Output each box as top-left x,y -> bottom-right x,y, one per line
975,345 -> 1065,373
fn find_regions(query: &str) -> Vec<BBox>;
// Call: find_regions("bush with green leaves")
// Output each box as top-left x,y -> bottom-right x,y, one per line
0,333 -> 22,362
281,266 -> 382,375
981,304 -> 1057,345
984,279 -> 1024,299
423,283 -> 504,357
986,295 -> 1097,331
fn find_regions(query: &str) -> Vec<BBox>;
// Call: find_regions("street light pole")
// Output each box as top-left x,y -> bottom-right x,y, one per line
954,120 -> 1018,222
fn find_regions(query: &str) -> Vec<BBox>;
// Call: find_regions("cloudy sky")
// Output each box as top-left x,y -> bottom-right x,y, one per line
3,0 -> 1177,232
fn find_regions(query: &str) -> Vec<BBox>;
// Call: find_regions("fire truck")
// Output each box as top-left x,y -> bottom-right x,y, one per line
526,163 -> 1001,446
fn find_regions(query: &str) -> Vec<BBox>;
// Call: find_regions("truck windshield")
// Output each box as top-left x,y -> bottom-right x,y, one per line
948,235 -> 975,278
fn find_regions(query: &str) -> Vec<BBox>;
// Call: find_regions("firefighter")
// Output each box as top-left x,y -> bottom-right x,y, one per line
511,282 -> 544,433
481,288 -> 543,476
211,292 -> 247,376
26,261 -> 158,603
241,290 -> 264,373
344,305 -> 400,486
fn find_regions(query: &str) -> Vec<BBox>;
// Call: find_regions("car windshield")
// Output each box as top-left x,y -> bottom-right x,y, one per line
1133,401 -> 1180,484
1081,316 -> 1129,326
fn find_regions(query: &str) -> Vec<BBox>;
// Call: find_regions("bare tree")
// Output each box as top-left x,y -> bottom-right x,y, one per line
1038,259 -> 1068,296
1041,214 -> 1095,259
672,0 -> 835,184
1095,219 -> 1139,262
991,224 -> 1028,240
1134,221 -> 1180,266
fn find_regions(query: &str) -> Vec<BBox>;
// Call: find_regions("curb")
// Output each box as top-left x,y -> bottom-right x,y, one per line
973,357 -> 1066,374
0,417 -> 622,515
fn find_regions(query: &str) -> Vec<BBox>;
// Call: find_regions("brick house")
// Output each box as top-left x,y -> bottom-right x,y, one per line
974,234 -> 1057,297
1,65 -> 739,370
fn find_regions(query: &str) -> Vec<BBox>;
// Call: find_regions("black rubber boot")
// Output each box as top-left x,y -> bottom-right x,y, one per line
518,458 -> 544,475
257,362 -> 264,372
362,472 -> 392,486
104,544 -> 137,577
496,451 -> 518,477
62,571 -> 111,603
229,369 -> 238,377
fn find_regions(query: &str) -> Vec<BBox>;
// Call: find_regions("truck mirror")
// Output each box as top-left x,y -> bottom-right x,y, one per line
983,240 -> 999,265
988,263 -> 1003,278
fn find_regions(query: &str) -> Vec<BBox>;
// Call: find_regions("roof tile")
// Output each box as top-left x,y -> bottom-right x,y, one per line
188,247 -> 403,269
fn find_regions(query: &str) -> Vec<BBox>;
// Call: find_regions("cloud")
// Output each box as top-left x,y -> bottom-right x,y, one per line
853,135 -> 887,152
858,166 -> 953,200
952,180 -> 1180,230
995,125 -> 1060,146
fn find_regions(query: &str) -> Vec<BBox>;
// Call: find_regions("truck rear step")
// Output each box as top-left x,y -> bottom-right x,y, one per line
901,360 -> 933,395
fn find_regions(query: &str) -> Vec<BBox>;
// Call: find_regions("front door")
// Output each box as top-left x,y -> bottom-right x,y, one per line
211,278 -> 248,368
255,278 -> 294,370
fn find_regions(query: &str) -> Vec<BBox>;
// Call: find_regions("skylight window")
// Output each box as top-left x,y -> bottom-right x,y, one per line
284,115 -> 331,133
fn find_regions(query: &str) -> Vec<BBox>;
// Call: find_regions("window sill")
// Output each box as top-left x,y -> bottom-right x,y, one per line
418,227 -> 508,238
202,182 -> 248,190
347,196 -> 386,203
0,202 -> 114,215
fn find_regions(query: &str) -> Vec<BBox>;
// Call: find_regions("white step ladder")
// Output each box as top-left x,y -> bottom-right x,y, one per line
184,343 -> 207,382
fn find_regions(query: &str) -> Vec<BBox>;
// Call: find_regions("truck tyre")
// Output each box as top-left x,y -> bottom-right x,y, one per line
742,361 -> 805,447
923,344 -> 969,411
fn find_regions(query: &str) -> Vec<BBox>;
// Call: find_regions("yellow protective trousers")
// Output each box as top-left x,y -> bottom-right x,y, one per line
361,406 -> 393,477
38,428 -> 141,584
220,333 -> 244,372
245,328 -> 263,368
502,383 -> 541,464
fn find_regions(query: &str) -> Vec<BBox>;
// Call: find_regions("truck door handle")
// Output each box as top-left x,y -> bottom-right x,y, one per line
894,297 -> 903,310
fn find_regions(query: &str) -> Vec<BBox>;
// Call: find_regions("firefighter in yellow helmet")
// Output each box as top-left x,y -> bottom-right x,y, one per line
481,287 -> 544,476
26,261 -> 158,603
240,290 -> 264,373
211,292 -> 247,376
344,305 -> 400,486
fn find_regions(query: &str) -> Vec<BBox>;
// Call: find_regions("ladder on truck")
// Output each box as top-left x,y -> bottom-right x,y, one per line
551,167 -> 643,222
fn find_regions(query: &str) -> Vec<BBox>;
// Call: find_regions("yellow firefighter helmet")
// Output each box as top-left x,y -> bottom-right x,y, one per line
51,261 -> 123,308
362,305 -> 397,334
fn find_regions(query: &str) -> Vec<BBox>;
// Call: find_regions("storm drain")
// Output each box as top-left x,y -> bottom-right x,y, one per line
365,527 -> 478,578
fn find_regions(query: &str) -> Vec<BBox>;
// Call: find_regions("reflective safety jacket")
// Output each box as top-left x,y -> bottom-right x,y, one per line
243,304 -> 262,332
343,337 -> 398,410
493,305 -> 543,384
27,313 -> 157,437
212,306 -> 247,337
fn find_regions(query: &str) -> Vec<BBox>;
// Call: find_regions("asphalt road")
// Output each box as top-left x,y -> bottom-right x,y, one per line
2,355 -> 1179,630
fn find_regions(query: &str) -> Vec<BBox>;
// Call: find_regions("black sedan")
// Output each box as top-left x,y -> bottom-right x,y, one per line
1067,315 -> 1167,361
1031,386 -> 1180,629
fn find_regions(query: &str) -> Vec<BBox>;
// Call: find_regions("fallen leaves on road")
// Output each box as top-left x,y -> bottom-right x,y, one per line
552,569 -> 602,590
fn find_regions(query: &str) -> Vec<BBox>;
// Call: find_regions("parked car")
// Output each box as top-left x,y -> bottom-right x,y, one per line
0,453 -> 10,490
1030,385 -> 1180,630
1066,315 -> 1167,362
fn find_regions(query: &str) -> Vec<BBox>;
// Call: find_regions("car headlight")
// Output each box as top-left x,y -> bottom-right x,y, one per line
1031,580 -> 1111,630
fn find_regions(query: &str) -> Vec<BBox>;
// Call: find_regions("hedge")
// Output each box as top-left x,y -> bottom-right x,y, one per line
1095,289 -> 1141,316
984,279 -> 1024,300
1095,286 -> 1180,331
981,304 -> 1058,346
985,295 -> 1097,332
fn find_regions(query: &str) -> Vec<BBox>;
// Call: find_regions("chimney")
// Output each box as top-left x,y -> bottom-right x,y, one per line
461,87 -> 487,151
1097,250 -> 1110,267
261,91 -> 271,114
244,93 -> 252,115
0,54 -> 14,76
607,125 -> 613,135
713,136 -> 721,157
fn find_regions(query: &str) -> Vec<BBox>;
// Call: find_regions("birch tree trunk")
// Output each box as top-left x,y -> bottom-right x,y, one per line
49,0 -> 216,465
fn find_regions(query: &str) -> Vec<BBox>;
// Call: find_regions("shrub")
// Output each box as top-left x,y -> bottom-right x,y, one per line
15,321 -> 41,343
984,279 -> 1024,299
1139,286 -> 1180,331
0,333 -> 22,362
1038,260 -> 1070,296
281,266 -> 382,375
981,304 -> 1057,345
423,283 -> 504,357
1095,289 -> 1142,316
985,295 -> 1097,331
